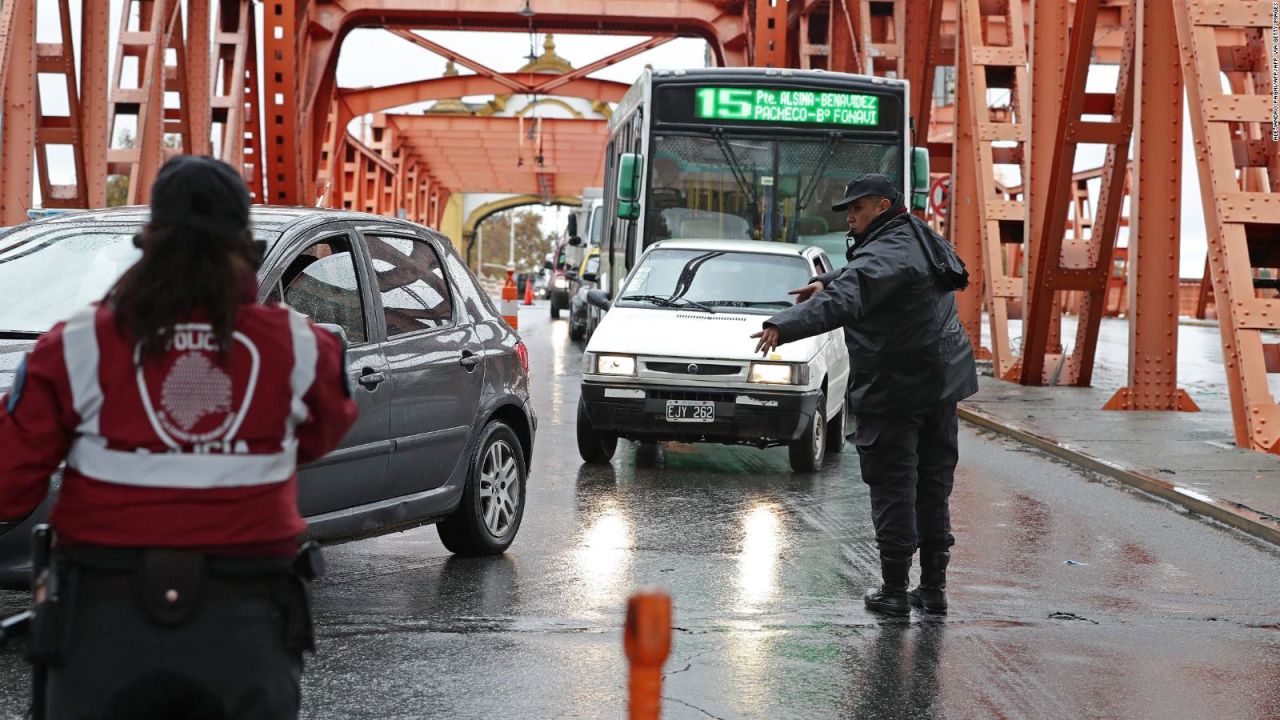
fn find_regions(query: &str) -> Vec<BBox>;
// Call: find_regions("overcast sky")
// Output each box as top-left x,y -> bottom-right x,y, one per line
33,0 -> 1208,276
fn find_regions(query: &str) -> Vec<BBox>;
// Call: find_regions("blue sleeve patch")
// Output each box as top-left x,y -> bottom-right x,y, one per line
6,353 -> 28,414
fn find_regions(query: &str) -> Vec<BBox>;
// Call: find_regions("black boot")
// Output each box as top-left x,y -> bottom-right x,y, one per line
909,550 -> 949,614
864,554 -> 911,616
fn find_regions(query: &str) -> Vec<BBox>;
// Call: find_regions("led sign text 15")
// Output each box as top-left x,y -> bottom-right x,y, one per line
693,87 -> 880,126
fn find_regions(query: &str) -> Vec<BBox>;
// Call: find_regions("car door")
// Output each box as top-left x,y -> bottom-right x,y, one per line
358,224 -> 485,497
263,223 -> 393,516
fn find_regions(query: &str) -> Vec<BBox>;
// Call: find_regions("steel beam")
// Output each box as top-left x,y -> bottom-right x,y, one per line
0,0 -> 35,224
339,75 -> 630,117
1104,0 -> 1197,411
1173,0 -> 1280,452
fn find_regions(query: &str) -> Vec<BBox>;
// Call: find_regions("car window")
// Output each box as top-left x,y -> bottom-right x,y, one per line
583,254 -> 600,277
441,249 -> 497,324
365,235 -> 453,336
278,236 -> 367,343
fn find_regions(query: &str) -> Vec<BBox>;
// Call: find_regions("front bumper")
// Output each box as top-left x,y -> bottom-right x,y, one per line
580,382 -> 821,445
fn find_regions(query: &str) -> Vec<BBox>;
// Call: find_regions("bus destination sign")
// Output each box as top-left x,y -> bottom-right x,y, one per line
694,87 -> 880,127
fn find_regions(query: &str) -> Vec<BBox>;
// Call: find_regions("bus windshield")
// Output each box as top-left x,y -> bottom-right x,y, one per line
644,133 -> 901,250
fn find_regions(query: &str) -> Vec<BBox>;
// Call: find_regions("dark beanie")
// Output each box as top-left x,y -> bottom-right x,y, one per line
149,155 -> 251,237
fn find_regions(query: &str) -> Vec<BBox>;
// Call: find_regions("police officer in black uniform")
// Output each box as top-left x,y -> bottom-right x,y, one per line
751,174 -> 978,616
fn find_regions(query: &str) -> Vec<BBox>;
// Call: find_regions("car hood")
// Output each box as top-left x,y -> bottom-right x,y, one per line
586,306 -> 822,362
0,337 -> 36,395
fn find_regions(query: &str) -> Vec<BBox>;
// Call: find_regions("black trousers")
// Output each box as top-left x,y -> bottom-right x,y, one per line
852,402 -> 960,559
43,566 -> 303,720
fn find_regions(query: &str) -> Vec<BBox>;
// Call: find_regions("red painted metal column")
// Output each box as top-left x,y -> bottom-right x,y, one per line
263,0 -> 300,204
950,7 -> 985,357
0,0 -> 35,224
1022,0 -> 1070,378
1104,0 -> 1197,412
753,0 -> 788,68
186,0 -> 211,156
81,0 -> 110,208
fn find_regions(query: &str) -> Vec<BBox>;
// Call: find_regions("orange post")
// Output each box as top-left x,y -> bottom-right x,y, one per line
625,590 -> 672,720
500,268 -> 519,331
523,273 -> 535,305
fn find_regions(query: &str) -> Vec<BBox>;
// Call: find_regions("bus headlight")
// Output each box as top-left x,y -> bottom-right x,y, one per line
590,353 -> 636,376
748,362 -> 807,385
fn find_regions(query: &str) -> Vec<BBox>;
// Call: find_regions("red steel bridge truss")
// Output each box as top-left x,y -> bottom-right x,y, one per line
0,0 -> 1278,453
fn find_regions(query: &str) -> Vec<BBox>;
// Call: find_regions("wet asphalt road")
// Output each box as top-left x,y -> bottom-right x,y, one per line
1,305 -> 1279,719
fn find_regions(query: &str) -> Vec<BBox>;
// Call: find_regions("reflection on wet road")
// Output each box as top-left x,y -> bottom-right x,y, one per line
0,306 -> 1277,719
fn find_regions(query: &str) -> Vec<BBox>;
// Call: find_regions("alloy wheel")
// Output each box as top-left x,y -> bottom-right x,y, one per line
479,439 -> 521,537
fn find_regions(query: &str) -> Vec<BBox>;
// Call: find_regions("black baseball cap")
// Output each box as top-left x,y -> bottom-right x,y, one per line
149,155 -> 251,237
831,173 -> 900,211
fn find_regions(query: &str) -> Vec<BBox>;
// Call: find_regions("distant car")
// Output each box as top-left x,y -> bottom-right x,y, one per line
547,237 -> 574,318
577,239 -> 849,472
0,206 -> 536,585
569,247 -> 602,342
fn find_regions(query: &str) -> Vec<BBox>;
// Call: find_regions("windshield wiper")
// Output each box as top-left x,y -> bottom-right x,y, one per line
619,294 -> 717,314
0,330 -> 41,339
712,129 -> 761,229
786,133 -> 841,243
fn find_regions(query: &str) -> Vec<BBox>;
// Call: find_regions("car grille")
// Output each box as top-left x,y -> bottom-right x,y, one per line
646,388 -> 737,403
646,361 -> 741,376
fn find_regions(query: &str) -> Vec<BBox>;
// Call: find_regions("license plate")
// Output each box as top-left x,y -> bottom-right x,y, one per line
665,400 -> 715,423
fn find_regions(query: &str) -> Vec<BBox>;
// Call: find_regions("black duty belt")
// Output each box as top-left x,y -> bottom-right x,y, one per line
59,544 -> 294,580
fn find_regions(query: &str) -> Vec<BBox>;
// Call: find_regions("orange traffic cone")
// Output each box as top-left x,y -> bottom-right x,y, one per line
500,268 -> 519,331
524,273 -> 535,305
625,590 -> 672,720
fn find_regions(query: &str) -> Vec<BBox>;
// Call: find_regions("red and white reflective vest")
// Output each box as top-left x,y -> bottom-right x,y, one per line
0,302 -> 357,556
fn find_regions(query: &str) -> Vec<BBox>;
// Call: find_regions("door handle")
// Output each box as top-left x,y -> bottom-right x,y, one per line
357,368 -> 386,389
459,351 -> 480,371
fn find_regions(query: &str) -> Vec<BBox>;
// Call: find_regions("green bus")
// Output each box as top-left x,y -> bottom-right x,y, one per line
597,67 -> 929,299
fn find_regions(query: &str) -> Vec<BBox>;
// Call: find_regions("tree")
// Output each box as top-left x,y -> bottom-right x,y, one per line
475,209 -> 556,278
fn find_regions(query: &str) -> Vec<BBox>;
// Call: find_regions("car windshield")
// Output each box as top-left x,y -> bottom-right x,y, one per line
0,223 -> 282,334
618,248 -> 812,315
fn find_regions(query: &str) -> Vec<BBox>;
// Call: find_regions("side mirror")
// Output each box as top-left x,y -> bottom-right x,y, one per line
615,152 -> 642,220
582,271 -> 598,283
568,235 -> 583,247
567,214 -> 579,237
586,288 -> 611,310
316,323 -> 350,352
911,146 -> 930,211
543,259 -> 553,270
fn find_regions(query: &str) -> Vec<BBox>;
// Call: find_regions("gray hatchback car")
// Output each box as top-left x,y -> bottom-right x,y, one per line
0,207 -> 535,585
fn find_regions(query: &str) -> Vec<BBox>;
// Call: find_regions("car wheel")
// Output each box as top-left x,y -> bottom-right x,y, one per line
550,302 -> 561,319
577,397 -> 617,463
569,321 -> 585,341
825,403 -> 846,453
437,422 -> 526,556
788,393 -> 827,472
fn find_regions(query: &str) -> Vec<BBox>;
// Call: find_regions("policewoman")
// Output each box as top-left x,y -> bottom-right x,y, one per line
0,156 -> 358,718
752,174 -> 977,617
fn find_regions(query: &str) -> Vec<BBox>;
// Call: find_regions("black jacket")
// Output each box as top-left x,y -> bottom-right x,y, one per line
765,210 -> 978,416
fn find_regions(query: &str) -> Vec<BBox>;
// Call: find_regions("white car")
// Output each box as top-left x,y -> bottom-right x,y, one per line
577,239 -> 850,472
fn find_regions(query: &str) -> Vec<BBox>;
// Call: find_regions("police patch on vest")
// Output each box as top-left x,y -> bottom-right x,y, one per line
136,324 -> 259,452
5,353 -> 28,413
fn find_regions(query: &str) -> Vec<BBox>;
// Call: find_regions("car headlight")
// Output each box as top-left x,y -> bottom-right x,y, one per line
748,362 -> 808,385
554,277 -> 569,289
591,353 -> 636,376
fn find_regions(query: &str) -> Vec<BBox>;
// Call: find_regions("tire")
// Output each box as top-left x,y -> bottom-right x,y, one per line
788,393 -> 827,472
569,321 -> 585,341
437,422 -> 527,556
577,397 -> 617,463
825,403 -> 846,453
550,302 -> 561,319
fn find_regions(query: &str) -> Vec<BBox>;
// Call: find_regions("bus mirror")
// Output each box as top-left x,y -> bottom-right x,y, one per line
911,147 -> 930,211
617,200 -> 641,221
567,214 -> 578,237
617,153 -> 642,203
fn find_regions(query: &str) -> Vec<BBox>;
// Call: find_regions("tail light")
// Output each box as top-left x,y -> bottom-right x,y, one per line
515,341 -> 530,374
